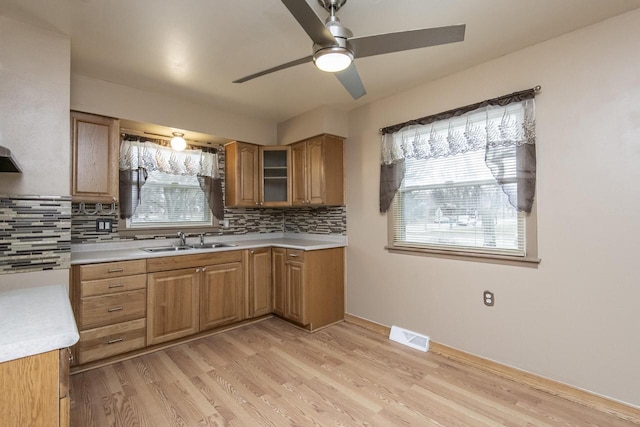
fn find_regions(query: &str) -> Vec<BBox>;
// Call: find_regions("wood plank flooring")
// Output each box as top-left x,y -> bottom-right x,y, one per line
70,318 -> 638,426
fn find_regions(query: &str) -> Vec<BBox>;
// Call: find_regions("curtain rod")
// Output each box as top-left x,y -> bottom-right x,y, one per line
379,85 -> 541,135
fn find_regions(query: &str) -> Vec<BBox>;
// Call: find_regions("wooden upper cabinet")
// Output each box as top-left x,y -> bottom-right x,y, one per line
225,142 -> 291,207
260,146 -> 290,207
71,111 -> 119,203
291,134 -> 344,207
225,141 -> 260,207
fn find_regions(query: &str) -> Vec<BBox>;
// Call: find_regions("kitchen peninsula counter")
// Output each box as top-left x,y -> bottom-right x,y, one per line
0,284 -> 79,363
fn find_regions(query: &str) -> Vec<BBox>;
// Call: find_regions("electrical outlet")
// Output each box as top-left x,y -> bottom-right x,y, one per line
221,219 -> 230,229
96,219 -> 113,233
483,290 -> 495,306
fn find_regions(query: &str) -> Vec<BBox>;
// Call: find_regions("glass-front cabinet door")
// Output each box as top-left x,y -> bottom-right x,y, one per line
260,146 -> 291,206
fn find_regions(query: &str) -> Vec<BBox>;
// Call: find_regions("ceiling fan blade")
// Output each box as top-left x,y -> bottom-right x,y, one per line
350,24 -> 466,58
281,0 -> 336,45
335,63 -> 366,99
233,55 -> 314,83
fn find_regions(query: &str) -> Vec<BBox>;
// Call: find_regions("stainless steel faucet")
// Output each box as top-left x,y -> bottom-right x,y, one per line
177,231 -> 186,246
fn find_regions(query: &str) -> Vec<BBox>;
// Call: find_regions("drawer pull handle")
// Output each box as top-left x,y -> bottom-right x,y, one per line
289,254 -> 299,257
107,306 -> 124,312
108,283 -> 125,289
107,268 -> 124,273
107,338 -> 124,344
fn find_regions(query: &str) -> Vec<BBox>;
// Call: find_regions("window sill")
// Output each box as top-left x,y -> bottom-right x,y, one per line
385,245 -> 541,268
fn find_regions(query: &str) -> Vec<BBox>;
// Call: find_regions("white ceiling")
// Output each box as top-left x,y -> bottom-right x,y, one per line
2,0 -> 640,125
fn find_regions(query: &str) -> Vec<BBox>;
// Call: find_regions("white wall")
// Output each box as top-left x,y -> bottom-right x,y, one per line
71,74 -> 277,145
345,9 -> 640,407
0,15 -> 70,196
278,105 -> 348,144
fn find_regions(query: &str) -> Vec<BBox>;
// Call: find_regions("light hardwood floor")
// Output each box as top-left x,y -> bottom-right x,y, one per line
71,318 -> 638,426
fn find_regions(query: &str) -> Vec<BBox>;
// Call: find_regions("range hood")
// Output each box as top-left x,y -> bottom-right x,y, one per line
0,146 -> 22,173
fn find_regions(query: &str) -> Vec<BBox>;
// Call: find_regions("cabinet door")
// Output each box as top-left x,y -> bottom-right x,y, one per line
71,111 -> 119,203
225,141 -> 259,207
248,248 -> 272,317
291,141 -> 307,206
272,248 -> 286,316
147,268 -> 199,345
306,138 -> 326,205
200,262 -> 243,330
285,260 -> 306,324
260,146 -> 291,206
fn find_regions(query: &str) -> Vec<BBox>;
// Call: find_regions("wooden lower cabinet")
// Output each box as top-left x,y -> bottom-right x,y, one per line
0,348 -> 70,427
286,259 -> 305,323
273,247 -> 345,331
272,248 -> 286,316
247,248 -> 272,318
147,268 -> 200,345
200,262 -> 244,330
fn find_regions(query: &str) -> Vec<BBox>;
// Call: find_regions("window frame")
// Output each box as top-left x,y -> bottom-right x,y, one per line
119,171 -> 219,235
386,179 -> 540,266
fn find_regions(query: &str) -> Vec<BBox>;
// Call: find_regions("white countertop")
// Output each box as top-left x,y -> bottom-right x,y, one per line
72,233 -> 347,265
0,284 -> 80,363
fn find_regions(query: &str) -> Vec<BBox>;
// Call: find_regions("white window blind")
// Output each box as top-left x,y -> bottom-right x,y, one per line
391,105 -> 526,256
128,171 -> 212,228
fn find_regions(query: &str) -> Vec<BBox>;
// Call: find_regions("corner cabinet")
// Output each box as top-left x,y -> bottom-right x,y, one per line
71,111 -> 120,203
291,134 -> 344,206
246,247 -> 272,318
225,142 -> 291,207
272,247 -> 345,331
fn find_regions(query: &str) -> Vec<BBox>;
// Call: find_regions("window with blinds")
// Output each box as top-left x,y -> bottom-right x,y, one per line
391,113 -> 526,256
127,171 -> 213,228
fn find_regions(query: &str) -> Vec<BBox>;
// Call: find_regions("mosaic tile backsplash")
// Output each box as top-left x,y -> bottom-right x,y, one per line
71,203 -> 346,244
0,195 -> 71,274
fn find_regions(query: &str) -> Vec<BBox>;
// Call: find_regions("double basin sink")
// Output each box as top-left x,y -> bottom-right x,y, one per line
142,243 -> 237,253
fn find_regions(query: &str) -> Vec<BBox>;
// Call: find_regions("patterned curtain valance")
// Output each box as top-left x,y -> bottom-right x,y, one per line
381,99 -> 536,165
119,139 -> 219,178
379,88 -> 539,214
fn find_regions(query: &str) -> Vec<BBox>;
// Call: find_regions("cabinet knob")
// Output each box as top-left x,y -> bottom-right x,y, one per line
255,202 -> 260,205
202,267 -> 207,272
196,268 -> 201,273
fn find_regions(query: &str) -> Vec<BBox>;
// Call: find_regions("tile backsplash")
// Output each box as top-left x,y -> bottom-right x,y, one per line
71,203 -> 346,244
0,195 -> 71,274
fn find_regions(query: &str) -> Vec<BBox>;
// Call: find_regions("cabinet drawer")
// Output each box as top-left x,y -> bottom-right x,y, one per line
80,260 -> 146,281
79,289 -> 146,329
81,274 -> 146,297
78,318 -> 146,364
286,249 -> 305,262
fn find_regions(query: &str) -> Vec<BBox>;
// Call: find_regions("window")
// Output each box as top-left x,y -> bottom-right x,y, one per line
127,171 -> 212,229
392,150 -> 525,256
119,138 -> 222,230
382,92 -> 538,262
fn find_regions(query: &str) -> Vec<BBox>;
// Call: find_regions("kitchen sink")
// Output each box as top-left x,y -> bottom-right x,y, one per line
142,243 -> 237,253
142,245 -> 194,253
190,243 -> 237,249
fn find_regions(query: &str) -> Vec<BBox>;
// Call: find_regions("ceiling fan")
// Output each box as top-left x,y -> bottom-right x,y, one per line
233,0 -> 465,99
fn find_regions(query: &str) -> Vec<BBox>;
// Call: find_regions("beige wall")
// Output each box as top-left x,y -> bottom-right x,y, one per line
0,15 -> 70,196
278,105 -> 348,144
345,9 -> 640,407
71,74 -> 277,145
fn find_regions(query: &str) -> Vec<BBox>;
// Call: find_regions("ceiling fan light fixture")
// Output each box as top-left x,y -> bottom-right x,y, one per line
170,132 -> 187,151
313,46 -> 353,72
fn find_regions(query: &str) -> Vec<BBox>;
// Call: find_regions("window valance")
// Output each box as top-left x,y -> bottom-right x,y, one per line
379,88 -> 538,214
